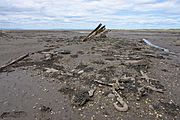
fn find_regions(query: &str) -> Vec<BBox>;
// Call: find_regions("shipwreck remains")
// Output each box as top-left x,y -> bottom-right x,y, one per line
1,25 -> 179,120
82,23 -> 109,42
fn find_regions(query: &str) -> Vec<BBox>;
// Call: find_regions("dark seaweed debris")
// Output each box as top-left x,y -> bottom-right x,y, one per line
40,105 -> 52,113
71,89 -> 90,106
0,111 -> 27,119
153,101 -> 180,116
58,85 -> 74,95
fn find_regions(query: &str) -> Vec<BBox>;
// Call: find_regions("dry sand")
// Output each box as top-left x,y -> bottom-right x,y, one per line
0,30 -> 180,120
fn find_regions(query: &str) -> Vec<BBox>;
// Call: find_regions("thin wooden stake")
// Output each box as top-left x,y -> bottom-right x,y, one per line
0,53 -> 30,72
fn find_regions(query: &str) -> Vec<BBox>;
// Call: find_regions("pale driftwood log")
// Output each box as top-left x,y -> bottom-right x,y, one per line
143,39 -> 169,52
82,23 -> 102,42
0,53 -> 30,72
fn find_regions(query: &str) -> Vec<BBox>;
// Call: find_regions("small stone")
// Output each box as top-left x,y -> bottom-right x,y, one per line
45,53 -> 52,60
104,115 -> 108,117
149,105 -> 154,110
33,106 -> 36,109
78,70 -> 84,74
45,68 -> 58,73
89,104 -> 94,107
107,93 -> 115,98
88,87 -> 96,97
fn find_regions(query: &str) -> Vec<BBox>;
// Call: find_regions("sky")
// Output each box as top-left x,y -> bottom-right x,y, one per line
0,0 -> 180,29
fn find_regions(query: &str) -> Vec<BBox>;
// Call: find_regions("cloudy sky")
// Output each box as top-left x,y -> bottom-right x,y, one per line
0,0 -> 180,29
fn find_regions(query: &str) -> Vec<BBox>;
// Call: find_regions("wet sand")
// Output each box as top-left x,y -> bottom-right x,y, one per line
0,30 -> 180,120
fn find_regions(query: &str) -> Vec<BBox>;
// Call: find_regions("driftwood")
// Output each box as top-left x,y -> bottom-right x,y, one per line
0,53 -> 30,72
95,25 -> 106,35
142,38 -> 176,55
140,70 -> 164,93
143,39 -> 169,52
82,23 -> 109,42
87,25 -> 106,39
82,23 -> 102,42
86,23 -> 102,37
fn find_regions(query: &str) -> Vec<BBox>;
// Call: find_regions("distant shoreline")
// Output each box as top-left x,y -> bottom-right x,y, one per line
1,29 -> 180,33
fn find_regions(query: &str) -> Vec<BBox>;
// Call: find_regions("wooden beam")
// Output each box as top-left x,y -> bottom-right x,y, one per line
82,23 -> 102,42
0,53 -> 30,72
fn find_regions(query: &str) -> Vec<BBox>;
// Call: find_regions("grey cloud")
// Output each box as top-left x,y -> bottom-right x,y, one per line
0,0 -> 180,29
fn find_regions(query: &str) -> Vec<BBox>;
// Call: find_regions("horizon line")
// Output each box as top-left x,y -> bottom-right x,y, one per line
1,28 -> 180,31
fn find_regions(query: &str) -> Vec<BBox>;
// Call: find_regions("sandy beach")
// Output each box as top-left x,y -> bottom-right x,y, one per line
0,30 -> 180,120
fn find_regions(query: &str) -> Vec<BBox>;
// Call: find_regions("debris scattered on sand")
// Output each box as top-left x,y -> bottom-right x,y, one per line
39,105 -> 52,113
3,26 -> 179,119
95,78 -> 129,112
153,100 -> 180,117
9,31 -> 167,114
71,89 -> 91,106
